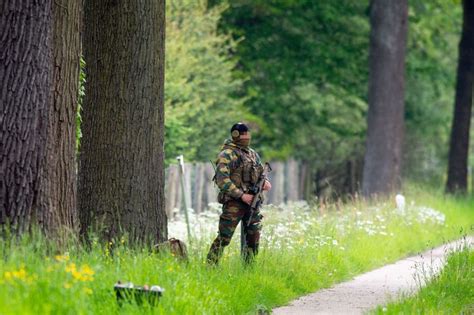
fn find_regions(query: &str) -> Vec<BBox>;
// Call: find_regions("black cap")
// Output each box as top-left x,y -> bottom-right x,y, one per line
231,123 -> 249,138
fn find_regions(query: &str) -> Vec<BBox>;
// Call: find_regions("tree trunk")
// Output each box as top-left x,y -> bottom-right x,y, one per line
37,0 -> 81,237
0,1 -> 53,233
362,0 -> 408,197
446,0 -> 474,194
80,0 -> 167,244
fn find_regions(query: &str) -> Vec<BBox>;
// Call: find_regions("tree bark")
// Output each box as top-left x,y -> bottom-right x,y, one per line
446,0 -> 474,194
0,1 -> 53,233
362,0 -> 408,197
80,0 -> 167,243
37,0 -> 81,237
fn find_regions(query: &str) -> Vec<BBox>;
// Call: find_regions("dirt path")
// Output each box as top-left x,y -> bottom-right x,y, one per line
272,237 -> 473,315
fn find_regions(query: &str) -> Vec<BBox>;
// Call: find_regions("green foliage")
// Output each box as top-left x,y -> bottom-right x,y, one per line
214,0 -> 466,187
165,0 -> 252,165
0,189 -> 472,314
404,0 -> 462,184
215,0 -> 370,162
74,0 -> 469,188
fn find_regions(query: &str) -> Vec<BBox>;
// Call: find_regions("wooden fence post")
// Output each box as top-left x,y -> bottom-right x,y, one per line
267,162 -> 285,205
286,159 -> 299,202
193,164 -> 205,213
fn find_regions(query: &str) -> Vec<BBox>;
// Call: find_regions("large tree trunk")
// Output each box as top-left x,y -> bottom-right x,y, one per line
0,1 -> 53,233
446,0 -> 474,194
80,0 -> 167,243
362,0 -> 408,197
37,1 -> 81,237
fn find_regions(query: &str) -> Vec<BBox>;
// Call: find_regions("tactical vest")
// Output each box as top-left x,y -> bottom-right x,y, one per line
228,145 -> 263,191
217,145 -> 264,203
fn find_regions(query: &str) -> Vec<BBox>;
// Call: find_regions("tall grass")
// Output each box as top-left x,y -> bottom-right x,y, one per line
373,244 -> 473,314
0,187 -> 472,314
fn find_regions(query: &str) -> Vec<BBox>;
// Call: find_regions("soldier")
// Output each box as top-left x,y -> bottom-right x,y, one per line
207,123 -> 272,264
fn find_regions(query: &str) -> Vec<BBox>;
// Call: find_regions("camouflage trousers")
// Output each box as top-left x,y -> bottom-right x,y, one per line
207,199 -> 262,264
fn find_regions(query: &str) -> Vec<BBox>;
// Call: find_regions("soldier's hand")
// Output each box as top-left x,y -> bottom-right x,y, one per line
263,179 -> 272,191
241,193 -> 254,205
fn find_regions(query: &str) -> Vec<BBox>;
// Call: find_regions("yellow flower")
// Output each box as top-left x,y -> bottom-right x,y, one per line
72,270 -> 83,281
65,263 -> 94,282
65,263 -> 77,274
55,254 -> 70,262
12,268 -> 27,280
4,271 -> 12,280
3,267 -> 36,284
81,265 -> 93,274
83,287 -> 93,295
78,265 -> 94,281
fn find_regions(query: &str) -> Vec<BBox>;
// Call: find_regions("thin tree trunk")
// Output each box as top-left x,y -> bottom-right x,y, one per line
446,0 -> 474,194
345,159 -> 356,196
38,0 -> 81,237
80,0 -> 167,243
204,164 -> 217,207
362,0 -> 408,197
166,165 -> 179,218
0,1 -> 53,233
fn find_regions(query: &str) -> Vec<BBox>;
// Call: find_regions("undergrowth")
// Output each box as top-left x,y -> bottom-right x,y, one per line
373,243 -> 473,314
0,186 -> 472,314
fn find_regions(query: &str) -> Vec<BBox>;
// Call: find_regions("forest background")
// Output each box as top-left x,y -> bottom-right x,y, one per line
1,1 -> 473,313
144,0 -> 472,193
2,0 -> 472,243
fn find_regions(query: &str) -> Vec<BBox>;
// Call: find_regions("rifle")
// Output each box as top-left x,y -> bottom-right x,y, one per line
247,162 -> 272,226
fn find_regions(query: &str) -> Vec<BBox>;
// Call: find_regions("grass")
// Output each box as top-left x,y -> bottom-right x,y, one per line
372,244 -> 474,314
0,186 -> 473,314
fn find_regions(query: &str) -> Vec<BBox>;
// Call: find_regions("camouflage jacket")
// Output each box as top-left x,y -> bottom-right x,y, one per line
214,139 -> 263,199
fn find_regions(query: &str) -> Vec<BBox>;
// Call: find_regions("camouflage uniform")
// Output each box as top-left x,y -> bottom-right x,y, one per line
207,139 -> 264,264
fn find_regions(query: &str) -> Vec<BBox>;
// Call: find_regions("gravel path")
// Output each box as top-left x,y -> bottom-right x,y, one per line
272,236 -> 473,315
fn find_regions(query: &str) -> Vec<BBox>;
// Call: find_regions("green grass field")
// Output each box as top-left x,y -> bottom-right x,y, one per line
0,187 -> 472,314
373,245 -> 474,314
